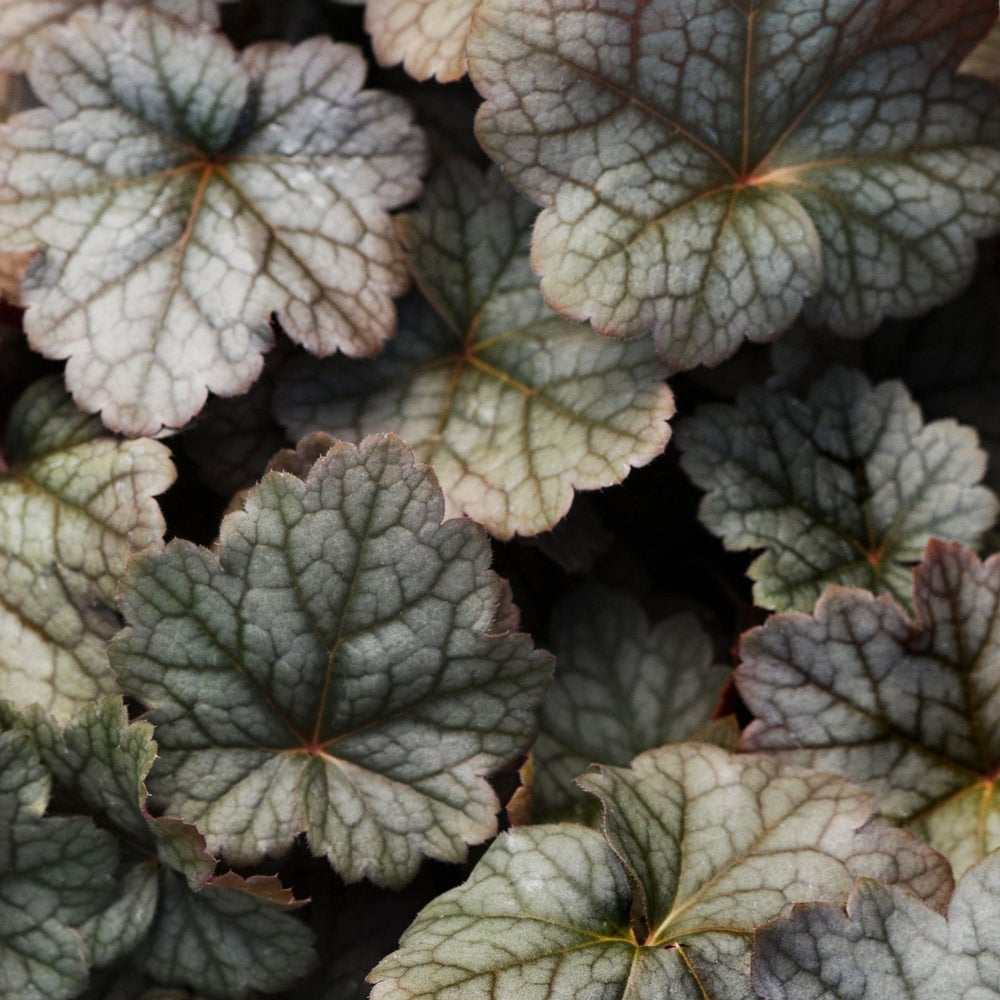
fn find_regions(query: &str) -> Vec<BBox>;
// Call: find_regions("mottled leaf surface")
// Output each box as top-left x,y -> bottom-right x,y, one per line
364,0 -> 479,81
468,0 -> 1000,367
0,0 -> 220,72
0,376 -> 174,721
532,585 -> 729,819
137,872 -> 315,1000
0,730 -> 118,1000
370,742 -> 951,1000
739,541 -> 1000,876
753,851 -> 1000,999
111,434 -> 553,886
677,366 -> 997,612
0,8 -> 428,434
274,161 -> 673,538
772,277 -> 1000,548
1,696 -> 315,995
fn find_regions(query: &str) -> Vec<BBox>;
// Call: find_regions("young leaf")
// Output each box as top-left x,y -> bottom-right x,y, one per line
531,585 -> 729,820
369,742 -> 951,1000
0,0 -> 221,72
0,7 -> 428,434
738,541 -> 1000,877
274,161 -> 673,539
752,851 -> 1000,1000
467,0 -> 1000,367
363,0 -> 479,82
676,366 -> 998,612
111,434 -> 554,887
0,376 -> 174,721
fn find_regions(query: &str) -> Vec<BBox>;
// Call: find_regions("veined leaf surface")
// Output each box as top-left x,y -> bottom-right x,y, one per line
468,0 -> 1000,366
111,434 -> 553,887
0,729 -> 119,1000
369,742 -> 951,1000
531,585 -> 729,820
274,161 -> 673,539
677,366 -> 998,612
355,0 -> 480,82
1,696 -> 316,997
0,8 -> 428,434
0,0 -> 221,72
753,851 -> 1000,1000
738,541 -> 1000,876
0,376 -> 174,721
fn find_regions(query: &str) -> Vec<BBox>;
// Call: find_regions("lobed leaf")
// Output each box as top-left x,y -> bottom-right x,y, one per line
677,366 -> 998,612
0,729 -> 119,1000
531,584 -> 729,819
1,695 -> 316,995
0,376 -> 174,721
738,540 -> 1000,876
468,0 -> 1000,367
359,0 -> 480,82
0,8 -> 428,434
752,850 -> 1000,999
0,0 -> 221,72
369,742 -> 951,1000
274,161 -> 673,539
111,434 -> 554,887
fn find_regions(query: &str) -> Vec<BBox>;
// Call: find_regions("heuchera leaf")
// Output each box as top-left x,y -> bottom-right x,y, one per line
0,376 -> 174,721
467,0 -> 1000,367
1,696 -> 316,997
0,8 -> 428,434
738,541 -> 1000,877
677,366 -> 998,612
530,584 -> 729,820
752,850 -> 1000,1000
369,742 -> 951,1000
110,434 -> 554,887
0,730 -> 119,1000
0,0 -> 221,72
363,0 -> 479,82
274,161 -> 674,539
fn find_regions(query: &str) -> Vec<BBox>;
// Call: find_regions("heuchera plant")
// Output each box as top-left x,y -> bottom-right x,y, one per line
0,1 -> 998,998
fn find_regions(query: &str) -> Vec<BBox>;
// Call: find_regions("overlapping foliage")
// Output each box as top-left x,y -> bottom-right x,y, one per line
0,1 -> 999,998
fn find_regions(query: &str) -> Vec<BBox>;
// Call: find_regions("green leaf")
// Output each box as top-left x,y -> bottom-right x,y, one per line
274,161 -> 674,539
362,0 -> 478,81
0,376 -> 174,721
467,0 -> 1000,367
15,696 -> 216,885
0,7 -> 428,434
0,0 -> 221,72
677,366 -> 997,612
0,736 -> 119,1000
137,871 -> 315,1000
1,696 -> 317,994
738,540 -> 1000,877
369,742 -> 951,1000
531,585 -> 729,820
752,850 -> 1000,1000
0,728 -> 50,820
111,434 -> 554,887
772,275 -> 1000,549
